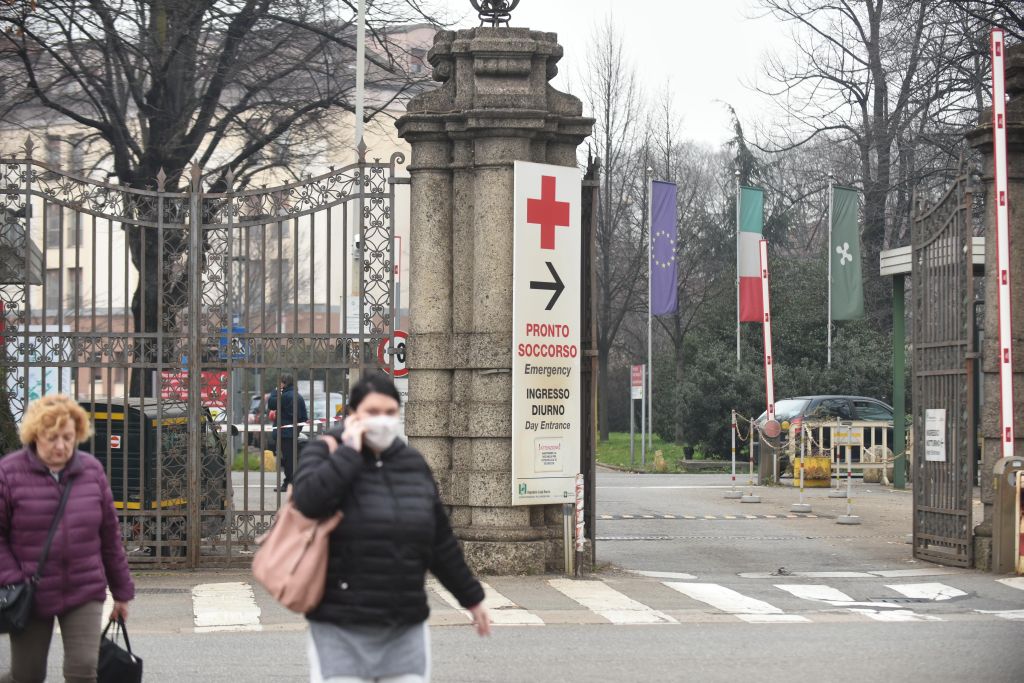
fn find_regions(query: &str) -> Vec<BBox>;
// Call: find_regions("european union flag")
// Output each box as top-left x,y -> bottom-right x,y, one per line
650,181 -> 678,316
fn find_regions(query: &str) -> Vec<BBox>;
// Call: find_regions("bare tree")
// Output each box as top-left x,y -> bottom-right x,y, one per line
0,0 -> 440,394
580,16 -> 650,441
755,0 -> 984,326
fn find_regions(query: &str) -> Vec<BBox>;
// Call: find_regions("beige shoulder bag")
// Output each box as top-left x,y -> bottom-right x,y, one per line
252,491 -> 343,613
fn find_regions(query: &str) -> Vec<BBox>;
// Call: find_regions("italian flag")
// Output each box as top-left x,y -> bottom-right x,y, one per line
738,186 -> 764,322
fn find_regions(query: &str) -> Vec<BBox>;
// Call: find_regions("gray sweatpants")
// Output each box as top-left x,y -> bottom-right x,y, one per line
2,600 -> 104,683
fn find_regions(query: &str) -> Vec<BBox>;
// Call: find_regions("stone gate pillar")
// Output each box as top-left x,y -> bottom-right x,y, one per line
967,42 -> 1024,570
396,28 -> 593,574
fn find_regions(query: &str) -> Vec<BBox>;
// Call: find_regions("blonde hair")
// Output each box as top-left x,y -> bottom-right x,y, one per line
19,394 -> 93,446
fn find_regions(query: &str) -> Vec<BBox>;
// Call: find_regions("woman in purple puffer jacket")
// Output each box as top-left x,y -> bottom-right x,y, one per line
0,394 -> 135,683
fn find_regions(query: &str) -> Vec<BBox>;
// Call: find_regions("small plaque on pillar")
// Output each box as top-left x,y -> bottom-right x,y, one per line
512,161 -> 582,505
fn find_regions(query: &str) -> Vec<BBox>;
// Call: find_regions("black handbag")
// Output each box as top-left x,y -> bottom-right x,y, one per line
98,617 -> 143,683
0,476 -> 74,634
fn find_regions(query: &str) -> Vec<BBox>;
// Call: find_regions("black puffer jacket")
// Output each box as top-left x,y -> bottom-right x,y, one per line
291,430 -> 484,626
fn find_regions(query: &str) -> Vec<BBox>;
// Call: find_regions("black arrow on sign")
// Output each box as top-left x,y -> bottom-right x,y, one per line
530,261 -> 565,310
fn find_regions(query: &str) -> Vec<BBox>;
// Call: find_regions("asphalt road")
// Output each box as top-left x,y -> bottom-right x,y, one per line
9,471 -> 1024,682
593,471 -> 920,574
31,620 -> 1024,682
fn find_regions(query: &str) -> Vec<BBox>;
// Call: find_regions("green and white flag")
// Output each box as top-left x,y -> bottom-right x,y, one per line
830,186 -> 864,320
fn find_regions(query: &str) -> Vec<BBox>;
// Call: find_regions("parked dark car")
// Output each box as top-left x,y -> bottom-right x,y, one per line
754,395 -> 895,476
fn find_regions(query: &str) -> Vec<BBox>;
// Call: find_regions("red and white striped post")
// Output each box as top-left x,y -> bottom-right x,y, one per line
726,409 -> 743,499
791,426 -> 812,513
992,29 -> 1016,461
574,473 -> 585,553
761,240 -> 776,424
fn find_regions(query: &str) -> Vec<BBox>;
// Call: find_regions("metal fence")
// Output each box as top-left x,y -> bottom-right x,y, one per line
0,142 -> 404,567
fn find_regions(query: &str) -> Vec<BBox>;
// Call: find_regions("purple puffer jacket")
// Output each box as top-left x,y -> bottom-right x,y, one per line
0,446 -> 134,618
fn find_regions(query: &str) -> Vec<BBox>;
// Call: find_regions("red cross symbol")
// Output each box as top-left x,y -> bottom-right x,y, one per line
527,175 -> 570,250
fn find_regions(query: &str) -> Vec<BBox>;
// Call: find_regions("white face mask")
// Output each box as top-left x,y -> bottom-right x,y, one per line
361,415 -> 403,452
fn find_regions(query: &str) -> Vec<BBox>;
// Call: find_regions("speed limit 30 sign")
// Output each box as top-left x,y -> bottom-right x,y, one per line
377,330 -> 408,377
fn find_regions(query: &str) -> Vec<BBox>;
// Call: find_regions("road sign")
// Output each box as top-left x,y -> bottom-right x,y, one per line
630,365 -> 644,400
160,370 -> 229,408
925,409 -> 947,462
833,426 -> 864,447
377,330 -> 408,377
110,435 -> 121,450
512,161 -> 582,505
218,324 -> 249,361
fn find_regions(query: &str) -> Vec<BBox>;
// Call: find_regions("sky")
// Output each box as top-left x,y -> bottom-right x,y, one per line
433,0 -> 787,148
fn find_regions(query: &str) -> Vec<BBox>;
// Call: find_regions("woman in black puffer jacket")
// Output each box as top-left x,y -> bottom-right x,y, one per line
292,374 -> 490,683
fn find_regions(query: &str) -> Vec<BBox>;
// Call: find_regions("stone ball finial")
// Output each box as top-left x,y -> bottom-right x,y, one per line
469,0 -> 520,27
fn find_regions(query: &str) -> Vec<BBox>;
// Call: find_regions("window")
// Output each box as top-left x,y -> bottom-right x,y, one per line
772,399 -> 810,422
44,268 -> 61,310
67,214 -> 82,247
45,202 -> 62,248
269,258 -> 292,304
854,400 -> 892,422
812,398 -> 853,420
70,142 -> 85,174
67,267 -> 82,310
410,48 -> 427,75
45,136 -> 61,167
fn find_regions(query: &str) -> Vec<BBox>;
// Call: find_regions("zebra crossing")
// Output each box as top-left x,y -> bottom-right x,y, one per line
599,513 -> 819,520
137,572 -> 1024,633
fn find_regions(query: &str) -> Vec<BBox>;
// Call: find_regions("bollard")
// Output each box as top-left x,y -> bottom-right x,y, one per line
836,445 -> 861,525
790,428 -> 812,513
574,473 -> 585,576
828,437 -> 846,498
563,503 -> 576,575
725,410 -> 743,499
741,427 -> 762,504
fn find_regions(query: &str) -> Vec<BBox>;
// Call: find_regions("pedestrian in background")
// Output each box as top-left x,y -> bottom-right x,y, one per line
267,373 -> 308,492
0,394 -> 134,683
293,374 -> 491,683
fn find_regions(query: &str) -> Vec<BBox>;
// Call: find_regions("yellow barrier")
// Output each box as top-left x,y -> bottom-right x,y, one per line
793,455 -> 832,487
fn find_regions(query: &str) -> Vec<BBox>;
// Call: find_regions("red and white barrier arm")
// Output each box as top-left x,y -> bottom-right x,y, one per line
760,240 -> 775,421
992,29 -> 1015,458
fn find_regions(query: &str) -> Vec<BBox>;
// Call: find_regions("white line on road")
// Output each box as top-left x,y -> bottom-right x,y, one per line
775,584 -> 854,603
849,608 -> 941,623
776,583 -> 945,620
976,609 -> 1024,621
869,569 -> 960,578
739,568 -> 959,579
548,579 -> 677,625
886,583 -> 967,601
739,571 -> 873,579
428,580 -> 543,626
629,570 -> 698,580
192,582 -> 262,633
738,614 -> 812,623
598,486 -> 742,490
664,582 -> 810,623
997,577 -> 1024,592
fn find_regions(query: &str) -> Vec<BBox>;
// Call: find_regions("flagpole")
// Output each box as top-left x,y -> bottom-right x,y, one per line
647,168 -> 654,453
735,169 -> 741,369
827,173 -> 834,368
355,0 -> 367,151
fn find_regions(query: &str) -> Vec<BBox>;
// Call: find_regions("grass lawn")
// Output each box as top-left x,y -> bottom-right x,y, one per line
231,446 -> 273,472
596,432 -> 730,473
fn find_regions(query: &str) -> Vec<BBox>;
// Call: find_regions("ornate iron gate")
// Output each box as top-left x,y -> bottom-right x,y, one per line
911,170 -> 976,567
0,141 -> 403,567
